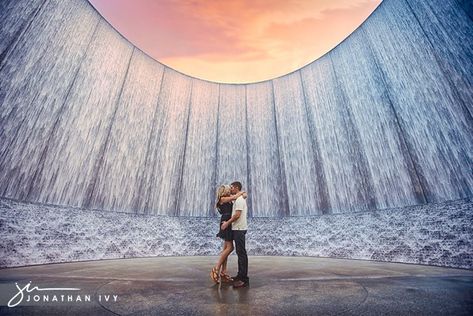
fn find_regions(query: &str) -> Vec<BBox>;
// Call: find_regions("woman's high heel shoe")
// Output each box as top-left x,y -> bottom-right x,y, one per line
210,267 -> 220,283
220,272 -> 233,283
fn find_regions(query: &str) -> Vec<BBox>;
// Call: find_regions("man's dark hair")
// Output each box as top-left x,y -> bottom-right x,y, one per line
231,181 -> 242,191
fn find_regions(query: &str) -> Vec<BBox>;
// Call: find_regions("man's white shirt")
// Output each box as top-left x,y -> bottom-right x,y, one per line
231,195 -> 248,230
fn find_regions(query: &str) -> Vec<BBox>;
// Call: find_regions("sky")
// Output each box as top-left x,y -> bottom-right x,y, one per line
88,0 -> 382,83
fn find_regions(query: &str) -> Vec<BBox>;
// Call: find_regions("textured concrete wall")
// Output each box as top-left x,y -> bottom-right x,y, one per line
1,197 -> 472,269
0,0 -> 472,217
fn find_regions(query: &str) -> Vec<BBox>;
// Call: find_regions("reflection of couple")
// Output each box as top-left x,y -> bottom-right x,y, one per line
210,181 -> 249,288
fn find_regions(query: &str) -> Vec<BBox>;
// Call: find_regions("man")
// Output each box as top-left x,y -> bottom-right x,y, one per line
221,181 -> 249,288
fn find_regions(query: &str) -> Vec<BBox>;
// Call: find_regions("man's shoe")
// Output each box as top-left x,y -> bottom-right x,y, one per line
231,276 -> 240,282
233,280 -> 249,288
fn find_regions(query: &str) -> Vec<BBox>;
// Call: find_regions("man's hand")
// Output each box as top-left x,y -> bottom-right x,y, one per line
221,221 -> 229,230
222,210 -> 240,230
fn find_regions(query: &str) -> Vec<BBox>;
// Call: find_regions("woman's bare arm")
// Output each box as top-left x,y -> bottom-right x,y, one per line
218,191 -> 247,204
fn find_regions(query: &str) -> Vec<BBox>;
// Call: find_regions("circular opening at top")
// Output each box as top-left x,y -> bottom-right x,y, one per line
88,0 -> 382,84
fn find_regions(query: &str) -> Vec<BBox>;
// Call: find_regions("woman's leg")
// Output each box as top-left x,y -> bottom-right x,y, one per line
215,241 -> 234,271
214,241 -> 228,271
212,242 -> 229,282
222,257 -> 227,274
221,241 -> 234,274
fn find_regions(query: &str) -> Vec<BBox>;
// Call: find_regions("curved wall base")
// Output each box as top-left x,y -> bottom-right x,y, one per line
1,197 -> 471,269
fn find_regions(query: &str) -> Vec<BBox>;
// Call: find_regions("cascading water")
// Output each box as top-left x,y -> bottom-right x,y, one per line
0,0 -> 472,217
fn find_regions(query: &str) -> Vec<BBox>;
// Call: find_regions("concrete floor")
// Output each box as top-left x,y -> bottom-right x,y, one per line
0,256 -> 472,315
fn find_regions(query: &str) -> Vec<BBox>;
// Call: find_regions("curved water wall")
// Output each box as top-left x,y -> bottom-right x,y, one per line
0,0 -> 472,217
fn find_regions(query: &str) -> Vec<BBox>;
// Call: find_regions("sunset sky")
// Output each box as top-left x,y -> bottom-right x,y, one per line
88,0 -> 382,83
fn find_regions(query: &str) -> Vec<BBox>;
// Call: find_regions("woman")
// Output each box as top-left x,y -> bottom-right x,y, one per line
210,185 -> 247,284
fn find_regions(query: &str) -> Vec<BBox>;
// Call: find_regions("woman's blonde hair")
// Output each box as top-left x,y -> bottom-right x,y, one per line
215,184 -> 230,208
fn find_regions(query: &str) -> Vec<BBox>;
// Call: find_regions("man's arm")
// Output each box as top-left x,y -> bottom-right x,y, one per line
221,196 -> 245,229
221,210 -> 241,230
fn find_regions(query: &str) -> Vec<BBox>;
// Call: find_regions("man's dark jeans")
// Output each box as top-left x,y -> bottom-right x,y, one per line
233,230 -> 249,283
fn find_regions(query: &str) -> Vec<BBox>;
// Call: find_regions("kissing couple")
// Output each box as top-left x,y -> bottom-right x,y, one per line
210,181 -> 250,288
